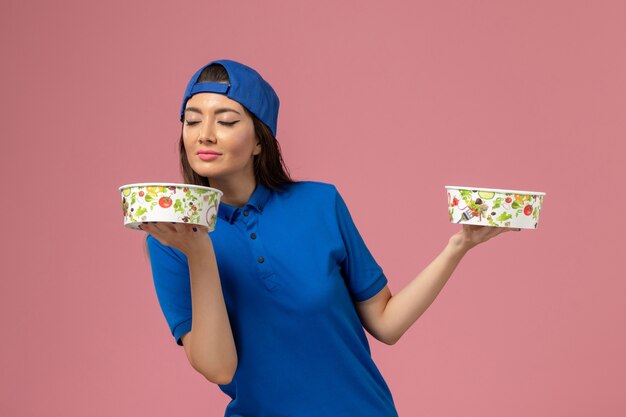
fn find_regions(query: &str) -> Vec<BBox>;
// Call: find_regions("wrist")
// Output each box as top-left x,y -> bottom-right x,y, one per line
447,233 -> 472,255
186,239 -> 214,261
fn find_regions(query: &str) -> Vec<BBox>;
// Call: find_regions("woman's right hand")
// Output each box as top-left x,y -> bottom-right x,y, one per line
140,222 -> 213,258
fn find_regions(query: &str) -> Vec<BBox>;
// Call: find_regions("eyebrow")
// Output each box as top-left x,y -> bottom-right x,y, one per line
184,107 -> 241,115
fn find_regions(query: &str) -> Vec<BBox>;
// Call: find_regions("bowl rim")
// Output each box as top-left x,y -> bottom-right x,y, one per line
445,185 -> 546,195
119,182 -> 223,195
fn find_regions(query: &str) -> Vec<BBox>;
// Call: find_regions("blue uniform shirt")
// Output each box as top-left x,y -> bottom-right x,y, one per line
146,181 -> 398,417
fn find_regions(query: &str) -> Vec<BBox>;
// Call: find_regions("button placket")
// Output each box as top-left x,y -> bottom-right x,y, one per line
244,208 -> 277,290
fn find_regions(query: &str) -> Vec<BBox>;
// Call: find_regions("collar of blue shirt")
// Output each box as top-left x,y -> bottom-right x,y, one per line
217,182 -> 272,224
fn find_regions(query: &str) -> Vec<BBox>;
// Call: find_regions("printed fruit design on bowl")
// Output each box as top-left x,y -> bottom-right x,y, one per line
447,188 -> 542,228
121,185 -> 217,225
119,182 -> 224,232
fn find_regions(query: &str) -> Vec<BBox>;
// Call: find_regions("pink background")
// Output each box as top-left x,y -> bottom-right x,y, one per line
2,0 -> 625,415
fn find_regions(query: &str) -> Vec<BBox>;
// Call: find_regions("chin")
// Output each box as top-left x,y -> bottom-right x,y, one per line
190,163 -> 225,180
189,159 -> 212,172
192,167 -> 217,178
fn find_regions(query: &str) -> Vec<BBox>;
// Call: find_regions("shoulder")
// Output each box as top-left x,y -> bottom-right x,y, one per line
279,180 -> 339,198
272,180 -> 340,214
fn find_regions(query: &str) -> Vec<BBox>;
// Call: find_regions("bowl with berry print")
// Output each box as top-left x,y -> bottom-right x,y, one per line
445,186 -> 546,230
118,183 -> 223,231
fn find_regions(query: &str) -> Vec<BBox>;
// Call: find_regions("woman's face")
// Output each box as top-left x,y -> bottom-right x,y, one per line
183,92 -> 261,184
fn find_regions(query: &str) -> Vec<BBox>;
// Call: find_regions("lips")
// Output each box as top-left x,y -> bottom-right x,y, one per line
197,150 -> 222,155
198,153 -> 220,161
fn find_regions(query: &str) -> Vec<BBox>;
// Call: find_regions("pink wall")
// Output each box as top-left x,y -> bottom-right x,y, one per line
2,0 -> 625,415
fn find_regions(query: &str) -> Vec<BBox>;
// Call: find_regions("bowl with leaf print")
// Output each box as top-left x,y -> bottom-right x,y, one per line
445,186 -> 546,230
118,183 -> 223,231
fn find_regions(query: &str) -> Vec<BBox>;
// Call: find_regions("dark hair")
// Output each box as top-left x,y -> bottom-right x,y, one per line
143,64 -> 295,260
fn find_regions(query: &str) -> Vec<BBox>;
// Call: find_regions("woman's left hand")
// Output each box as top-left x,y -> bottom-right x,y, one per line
449,224 -> 521,252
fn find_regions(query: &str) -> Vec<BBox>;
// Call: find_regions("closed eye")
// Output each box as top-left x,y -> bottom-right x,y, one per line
184,121 -> 239,126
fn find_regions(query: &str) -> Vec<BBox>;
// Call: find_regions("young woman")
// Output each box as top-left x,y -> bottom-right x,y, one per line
140,59 -> 520,417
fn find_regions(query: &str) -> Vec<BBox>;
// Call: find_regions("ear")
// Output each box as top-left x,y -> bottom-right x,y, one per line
253,141 -> 262,156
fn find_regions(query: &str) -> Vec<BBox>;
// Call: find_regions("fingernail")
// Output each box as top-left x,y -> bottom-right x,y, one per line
192,227 -> 197,232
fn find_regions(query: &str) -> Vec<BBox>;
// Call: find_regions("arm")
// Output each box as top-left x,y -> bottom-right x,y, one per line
144,223 -> 238,385
184,242 -> 238,385
383,240 -> 467,345
356,225 -> 519,345
355,241 -> 466,345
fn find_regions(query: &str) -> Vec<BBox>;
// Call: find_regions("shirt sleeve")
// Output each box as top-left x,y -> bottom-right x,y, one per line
145,234 -> 192,346
334,186 -> 388,302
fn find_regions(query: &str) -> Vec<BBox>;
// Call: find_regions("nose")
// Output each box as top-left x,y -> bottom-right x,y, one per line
198,121 -> 217,143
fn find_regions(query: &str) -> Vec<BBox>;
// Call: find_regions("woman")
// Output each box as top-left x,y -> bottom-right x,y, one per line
141,59 -> 519,417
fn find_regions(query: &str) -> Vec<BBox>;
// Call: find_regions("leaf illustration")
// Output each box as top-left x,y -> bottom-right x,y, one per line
497,212 -> 512,222
174,199 -> 185,214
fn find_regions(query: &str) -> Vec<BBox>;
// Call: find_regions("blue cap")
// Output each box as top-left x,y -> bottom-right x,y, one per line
180,59 -> 280,137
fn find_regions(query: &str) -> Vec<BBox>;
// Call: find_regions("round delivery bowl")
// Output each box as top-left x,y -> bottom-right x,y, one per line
118,183 -> 223,231
445,185 -> 546,230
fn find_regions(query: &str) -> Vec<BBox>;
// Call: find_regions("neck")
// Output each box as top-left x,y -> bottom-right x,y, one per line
210,176 -> 257,208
